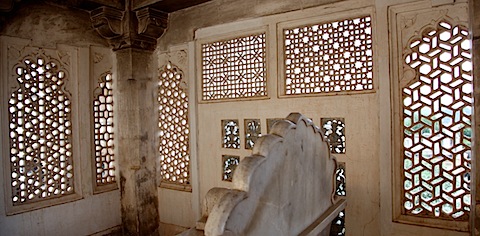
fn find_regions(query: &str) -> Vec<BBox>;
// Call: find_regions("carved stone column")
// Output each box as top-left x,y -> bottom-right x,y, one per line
115,48 -> 158,235
90,3 -> 168,235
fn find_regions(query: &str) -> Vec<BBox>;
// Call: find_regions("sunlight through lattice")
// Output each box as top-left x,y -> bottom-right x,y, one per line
245,119 -> 261,149
322,118 -> 346,154
158,63 -> 190,185
9,56 -> 74,204
402,20 -> 472,220
222,155 -> 239,182
93,73 -> 115,186
335,162 -> 346,196
222,120 -> 240,149
201,33 -> 267,100
330,162 -> 346,235
284,16 -> 373,94
330,210 -> 345,236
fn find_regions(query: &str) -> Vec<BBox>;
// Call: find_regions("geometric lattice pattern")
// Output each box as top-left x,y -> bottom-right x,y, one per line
201,33 -> 267,101
335,162 -> 346,197
8,56 -> 74,204
244,119 -> 261,149
222,119 -> 240,149
402,21 -> 472,220
284,16 -> 373,95
331,162 -> 346,235
222,155 -> 240,182
321,118 -> 346,154
330,210 -> 346,236
158,62 -> 190,185
93,73 -> 115,186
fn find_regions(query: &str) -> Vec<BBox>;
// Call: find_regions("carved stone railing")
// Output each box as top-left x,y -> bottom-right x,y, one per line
194,113 -> 346,236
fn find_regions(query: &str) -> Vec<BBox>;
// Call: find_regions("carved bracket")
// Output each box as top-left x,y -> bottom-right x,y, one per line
90,6 -> 168,51
90,6 -> 124,39
136,7 -> 168,40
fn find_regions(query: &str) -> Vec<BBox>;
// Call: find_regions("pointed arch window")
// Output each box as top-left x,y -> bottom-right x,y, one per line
93,72 -> 116,189
400,20 -> 472,221
8,54 -> 75,205
158,62 -> 191,190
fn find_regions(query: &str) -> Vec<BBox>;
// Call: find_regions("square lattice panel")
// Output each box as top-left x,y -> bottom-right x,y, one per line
283,16 -> 373,95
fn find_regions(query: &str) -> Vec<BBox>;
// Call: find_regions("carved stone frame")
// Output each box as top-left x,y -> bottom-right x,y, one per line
276,7 -> 377,98
0,36 -> 83,215
389,1 -> 471,231
90,46 -> 118,194
195,27 -> 270,103
157,44 -> 195,192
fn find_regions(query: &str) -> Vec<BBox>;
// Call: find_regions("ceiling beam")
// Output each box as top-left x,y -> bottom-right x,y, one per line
133,0 -> 211,12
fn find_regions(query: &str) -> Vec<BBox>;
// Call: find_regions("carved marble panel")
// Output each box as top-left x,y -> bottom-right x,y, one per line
335,162 -> 346,197
244,119 -> 261,149
201,33 -> 267,101
222,119 -> 240,149
401,20 -> 471,220
158,62 -> 190,186
222,155 -> 240,182
284,16 -> 373,95
330,210 -> 345,236
390,2 -> 471,229
321,118 -> 346,154
1,39 -> 81,211
93,73 -> 115,186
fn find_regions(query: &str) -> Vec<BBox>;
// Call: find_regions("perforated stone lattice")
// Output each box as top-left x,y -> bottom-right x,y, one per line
93,73 -> 115,186
402,21 -> 472,220
222,119 -> 240,149
222,155 -> 239,182
335,162 -> 346,197
201,33 -> 267,101
330,162 -> 346,236
9,56 -> 74,204
245,119 -> 261,149
321,118 -> 346,154
158,63 -> 190,185
284,16 -> 373,95
330,210 -> 346,236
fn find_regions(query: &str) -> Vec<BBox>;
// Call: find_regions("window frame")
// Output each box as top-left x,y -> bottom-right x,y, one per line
195,27 -> 270,103
0,36 -> 83,215
389,1 -> 472,231
276,7 -> 377,98
157,61 -> 192,191
90,45 -> 117,194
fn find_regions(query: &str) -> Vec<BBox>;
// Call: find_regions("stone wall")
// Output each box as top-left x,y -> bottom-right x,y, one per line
0,2 -> 121,235
158,0 -> 474,235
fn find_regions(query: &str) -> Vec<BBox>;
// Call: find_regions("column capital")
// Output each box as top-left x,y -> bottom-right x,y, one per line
90,6 -> 124,39
90,5 -> 168,51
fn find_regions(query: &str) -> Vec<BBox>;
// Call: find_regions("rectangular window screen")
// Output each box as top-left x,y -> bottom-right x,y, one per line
284,16 -> 373,95
201,33 -> 267,101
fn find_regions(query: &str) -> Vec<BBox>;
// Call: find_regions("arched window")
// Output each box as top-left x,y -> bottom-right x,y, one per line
401,20 -> 472,221
93,72 -> 115,187
8,54 -> 75,205
158,62 -> 190,190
